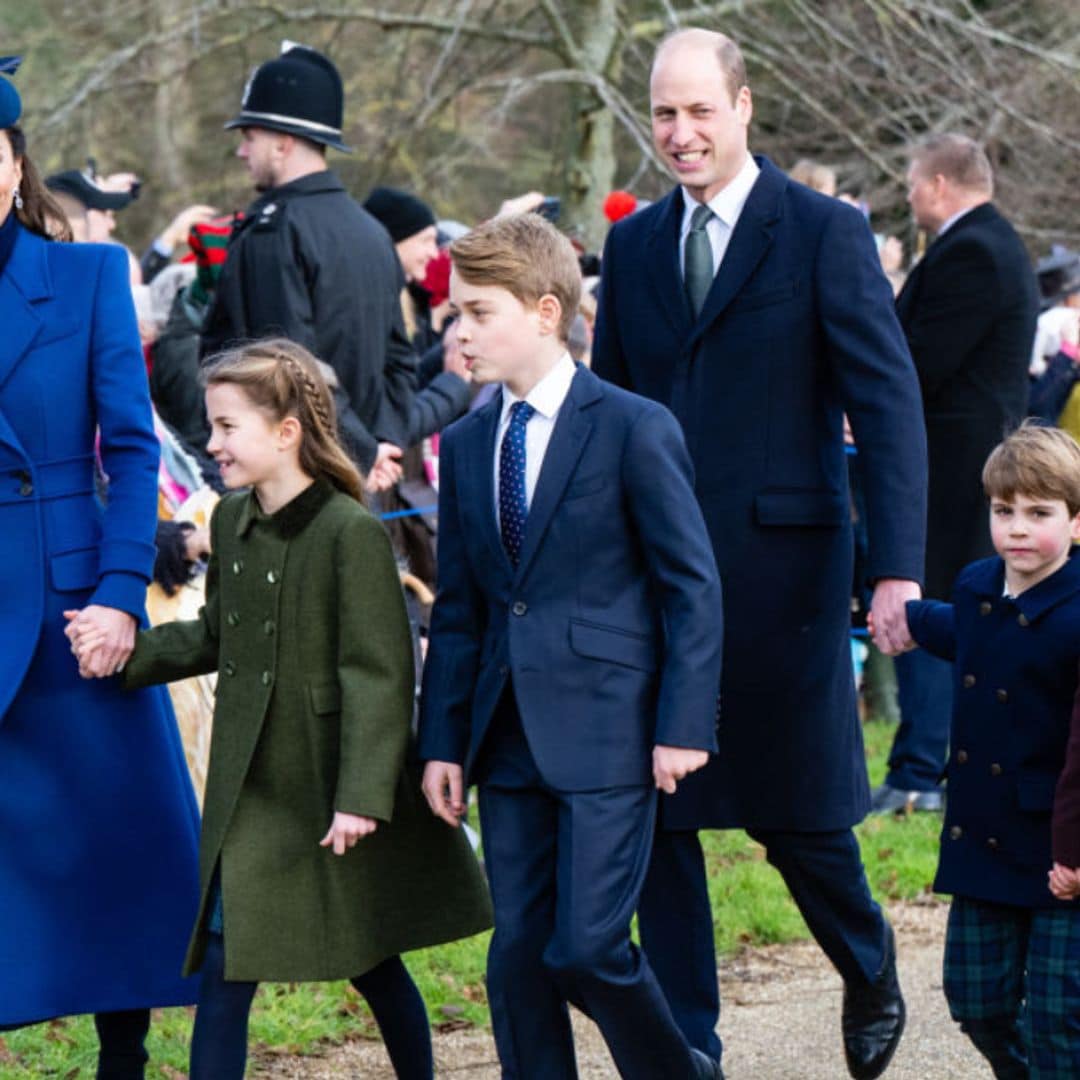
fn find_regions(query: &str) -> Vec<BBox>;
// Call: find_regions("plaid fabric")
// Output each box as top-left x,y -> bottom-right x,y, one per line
944,896 -> 1080,1077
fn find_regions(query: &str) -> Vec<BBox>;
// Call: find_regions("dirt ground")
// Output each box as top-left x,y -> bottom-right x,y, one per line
256,898 -> 991,1079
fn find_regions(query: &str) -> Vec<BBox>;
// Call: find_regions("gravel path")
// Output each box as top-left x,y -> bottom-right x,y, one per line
257,899 -> 992,1079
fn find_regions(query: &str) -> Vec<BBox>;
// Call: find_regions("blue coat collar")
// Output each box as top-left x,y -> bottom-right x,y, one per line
964,549 -> 1080,622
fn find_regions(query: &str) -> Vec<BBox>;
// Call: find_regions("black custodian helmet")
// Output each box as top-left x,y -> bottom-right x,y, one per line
225,42 -> 351,153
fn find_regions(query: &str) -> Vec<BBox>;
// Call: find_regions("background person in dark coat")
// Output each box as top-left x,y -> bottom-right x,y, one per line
873,134 -> 1040,814
592,29 -> 926,1080
201,44 -> 412,490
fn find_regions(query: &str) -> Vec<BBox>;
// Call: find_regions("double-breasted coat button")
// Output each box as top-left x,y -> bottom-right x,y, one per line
19,480 -> 32,497
227,611 -> 241,627
511,601 -> 527,616
956,750 -> 968,764
987,837 -> 999,849
498,664 -> 509,677
266,570 -> 278,584
949,825 -> 963,840
232,559 -> 243,575
264,620 -> 275,636
990,763 -> 1002,776
962,674 -> 976,688
223,660 -> 237,676
979,601 -> 992,615
996,689 -> 1009,704
1017,613 -> 1029,627
261,671 -> 272,687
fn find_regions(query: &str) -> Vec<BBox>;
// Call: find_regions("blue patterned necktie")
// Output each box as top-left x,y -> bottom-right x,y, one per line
499,400 -> 535,566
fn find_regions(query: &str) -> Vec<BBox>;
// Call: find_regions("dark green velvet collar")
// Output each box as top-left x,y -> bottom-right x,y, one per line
235,476 -> 337,539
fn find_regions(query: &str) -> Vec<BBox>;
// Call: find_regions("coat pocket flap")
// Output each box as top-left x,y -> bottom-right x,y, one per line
754,490 -> 847,527
569,618 -> 657,672
50,547 -> 99,592
1016,771 -> 1059,811
309,682 -> 342,715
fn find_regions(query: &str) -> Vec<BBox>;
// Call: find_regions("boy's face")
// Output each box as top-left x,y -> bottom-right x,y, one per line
990,493 -> 1080,593
449,269 -> 554,391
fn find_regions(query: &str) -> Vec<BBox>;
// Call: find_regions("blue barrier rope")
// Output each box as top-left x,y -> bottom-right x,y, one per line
379,505 -> 439,521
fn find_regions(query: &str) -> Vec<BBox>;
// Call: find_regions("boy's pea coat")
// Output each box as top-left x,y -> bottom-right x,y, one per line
907,552 -> 1080,908
125,479 -> 491,981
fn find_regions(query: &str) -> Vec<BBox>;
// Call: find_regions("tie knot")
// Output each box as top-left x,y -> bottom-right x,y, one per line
690,203 -> 713,232
509,400 -> 535,426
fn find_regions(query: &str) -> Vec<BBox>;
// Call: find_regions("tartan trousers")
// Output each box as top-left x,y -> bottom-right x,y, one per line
944,895 -> 1080,1078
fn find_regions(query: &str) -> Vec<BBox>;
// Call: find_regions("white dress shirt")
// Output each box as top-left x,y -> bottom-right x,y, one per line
936,204 -> 978,238
493,352 -> 577,521
680,154 -> 760,280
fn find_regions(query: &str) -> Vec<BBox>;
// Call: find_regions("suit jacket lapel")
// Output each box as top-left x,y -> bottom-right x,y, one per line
0,227 -> 50,394
515,368 -> 599,583
463,395 -> 516,580
689,157 -> 783,346
646,190 -> 693,339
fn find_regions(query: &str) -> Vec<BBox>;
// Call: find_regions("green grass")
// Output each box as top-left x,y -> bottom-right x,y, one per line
1,718 -> 943,1076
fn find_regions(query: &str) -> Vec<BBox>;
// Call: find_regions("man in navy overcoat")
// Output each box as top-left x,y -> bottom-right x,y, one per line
592,28 -> 927,1080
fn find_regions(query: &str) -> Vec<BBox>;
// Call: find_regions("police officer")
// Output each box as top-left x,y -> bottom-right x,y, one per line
202,43 -> 411,484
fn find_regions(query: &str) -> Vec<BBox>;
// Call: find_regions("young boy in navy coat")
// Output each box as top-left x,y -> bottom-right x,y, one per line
419,214 -> 725,1079
886,423 -> 1080,1076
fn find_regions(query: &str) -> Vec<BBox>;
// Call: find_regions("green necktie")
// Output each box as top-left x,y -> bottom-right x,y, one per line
684,203 -> 715,316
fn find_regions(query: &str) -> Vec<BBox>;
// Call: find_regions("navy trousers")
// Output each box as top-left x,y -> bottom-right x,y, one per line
887,647 -> 953,792
476,704 -> 699,1079
639,826 -> 889,1061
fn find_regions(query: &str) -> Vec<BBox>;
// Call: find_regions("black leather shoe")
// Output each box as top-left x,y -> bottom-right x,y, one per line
842,923 -> 905,1079
689,1047 -> 724,1079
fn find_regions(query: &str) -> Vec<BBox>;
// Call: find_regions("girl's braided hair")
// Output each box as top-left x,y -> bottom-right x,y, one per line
203,337 -> 364,503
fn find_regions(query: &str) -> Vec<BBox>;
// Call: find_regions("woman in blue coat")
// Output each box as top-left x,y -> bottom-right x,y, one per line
0,61 -> 200,1076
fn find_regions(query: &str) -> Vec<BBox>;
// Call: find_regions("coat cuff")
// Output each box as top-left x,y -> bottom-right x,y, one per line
91,570 -> 149,619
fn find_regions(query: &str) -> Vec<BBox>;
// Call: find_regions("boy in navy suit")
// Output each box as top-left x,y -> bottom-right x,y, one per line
879,423 -> 1080,1076
419,214 -> 725,1079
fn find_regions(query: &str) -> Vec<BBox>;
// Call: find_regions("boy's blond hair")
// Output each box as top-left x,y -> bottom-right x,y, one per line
982,421 -> 1080,516
450,214 -> 582,342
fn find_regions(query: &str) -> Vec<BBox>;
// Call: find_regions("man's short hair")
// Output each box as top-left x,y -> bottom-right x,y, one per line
910,133 -> 994,196
653,28 -> 747,105
450,214 -> 582,342
982,421 -> 1080,516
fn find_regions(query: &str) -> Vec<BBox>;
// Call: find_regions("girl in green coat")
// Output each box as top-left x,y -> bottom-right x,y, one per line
68,339 -> 491,1079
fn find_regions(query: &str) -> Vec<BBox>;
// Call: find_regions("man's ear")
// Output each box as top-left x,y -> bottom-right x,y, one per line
537,293 -> 563,336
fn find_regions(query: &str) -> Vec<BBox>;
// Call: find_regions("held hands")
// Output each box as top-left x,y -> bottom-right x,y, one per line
364,443 -> 404,494
319,811 -> 378,855
1049,862 -> 1080,901
869,578 -> 921,656
653,745 -> 709,795
63,606 -> 136,678
421,761 -> 466,827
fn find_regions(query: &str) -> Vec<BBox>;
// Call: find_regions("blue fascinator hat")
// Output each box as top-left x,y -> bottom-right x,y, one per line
0,56 -> 22,129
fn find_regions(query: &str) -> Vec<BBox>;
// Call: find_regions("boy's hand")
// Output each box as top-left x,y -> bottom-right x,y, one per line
422,761 -> 466,827
653,745 -> 709,794
869,579 -> 920,655
319,812 -> 377,855
1048,862 -> 1080,900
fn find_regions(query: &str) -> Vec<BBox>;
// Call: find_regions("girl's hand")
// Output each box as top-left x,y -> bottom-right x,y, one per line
319,812 -> 377,855
1049,862 -> 1080,900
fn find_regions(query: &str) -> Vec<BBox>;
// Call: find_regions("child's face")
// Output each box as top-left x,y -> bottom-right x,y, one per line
449,269 -> 555,392
205,382 -> 289,491
989,492 -> 1080,593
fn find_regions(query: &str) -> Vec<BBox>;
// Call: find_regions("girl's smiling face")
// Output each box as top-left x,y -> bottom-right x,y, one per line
205,382 -> 289,491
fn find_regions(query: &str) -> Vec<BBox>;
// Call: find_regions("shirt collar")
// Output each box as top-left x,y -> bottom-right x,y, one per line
500,352 -> 577,423
681,153 -> 760,235
936,204 -> 977,237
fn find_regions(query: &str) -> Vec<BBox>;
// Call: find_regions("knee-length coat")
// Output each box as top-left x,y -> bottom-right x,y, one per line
124,479 -> 492,981
0,226 -> 201,1025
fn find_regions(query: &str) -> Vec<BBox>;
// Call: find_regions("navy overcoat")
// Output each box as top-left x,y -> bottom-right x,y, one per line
0,226 -> 200,1024
593,159 -> 928,831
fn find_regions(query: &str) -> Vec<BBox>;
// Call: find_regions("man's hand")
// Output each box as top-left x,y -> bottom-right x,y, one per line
869,578 -> 921,656
159,203 -> 218,251
364,442 -> 403,493
422,761 -> 466,827
1049,862 -> 1080,901
653,745 -> 709,795
319,811 -> 378,855
63,605 -> 136,678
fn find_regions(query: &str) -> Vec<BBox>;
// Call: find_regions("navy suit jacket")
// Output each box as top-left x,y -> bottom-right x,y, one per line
593,159 -> 928,830
418,365 -> 723,792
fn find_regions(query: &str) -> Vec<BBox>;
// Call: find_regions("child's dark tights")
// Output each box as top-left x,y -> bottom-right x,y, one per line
189,933 -> 433,1079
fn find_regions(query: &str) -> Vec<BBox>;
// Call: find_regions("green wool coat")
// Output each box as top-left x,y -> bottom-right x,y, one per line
125,478 -> 491,981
